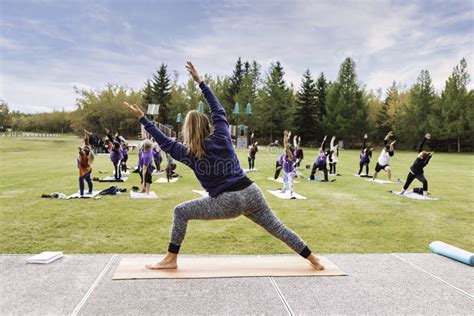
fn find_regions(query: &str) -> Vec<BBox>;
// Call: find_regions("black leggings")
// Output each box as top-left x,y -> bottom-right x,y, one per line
121,156 -> 128,172
114,161 -> 121,179
329,163 -> 337,174
403,172 -> 428,191
248,157 -> 255,169
274,162 -> 282,179
310,163 -> 328,181
358,161 -> 369,175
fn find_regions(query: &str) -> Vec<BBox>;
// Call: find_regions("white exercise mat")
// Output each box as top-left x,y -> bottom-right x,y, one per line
243,168 -> 258,172
99,176 -> 128,182
156,177 -> 179,183
267,190 -> 307,200
391,190 -> 438,200
267,177 -> 300,184
66,191 -> 101,199
130,191 -> 158,199
301,176 -> 335,182
353,174 -> 373,178
192,190 -> 209,197
367,179 -> 395,184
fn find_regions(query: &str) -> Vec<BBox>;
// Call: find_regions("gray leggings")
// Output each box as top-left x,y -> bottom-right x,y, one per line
170,183 -> 309,255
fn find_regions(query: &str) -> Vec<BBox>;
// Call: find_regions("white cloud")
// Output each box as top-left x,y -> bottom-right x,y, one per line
1,0 -> 472,112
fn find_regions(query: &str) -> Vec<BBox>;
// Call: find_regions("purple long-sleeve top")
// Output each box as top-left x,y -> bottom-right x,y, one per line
139,82 -> 247,197
283,156 -> 296,173
110,145 -> 123,164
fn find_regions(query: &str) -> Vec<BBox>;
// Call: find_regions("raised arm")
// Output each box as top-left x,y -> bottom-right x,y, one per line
418,133 -> 431,153
320,135 -> 327,152
123,102 -> 191,164
383,131 -> 394,145
186,62 -> 230,139
330,136 -> 336,149
389,140 -> 396,157
362,133 -> 367,149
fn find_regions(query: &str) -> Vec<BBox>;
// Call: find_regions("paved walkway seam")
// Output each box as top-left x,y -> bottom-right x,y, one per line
71,254 -> 118,315
269,277 -> 295,316
391,253 -> 473,300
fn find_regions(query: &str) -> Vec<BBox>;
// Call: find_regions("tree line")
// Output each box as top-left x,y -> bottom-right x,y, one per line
1,57 -> 472,151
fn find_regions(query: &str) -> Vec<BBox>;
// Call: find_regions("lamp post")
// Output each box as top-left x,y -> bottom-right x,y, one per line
197,100 -> 205,113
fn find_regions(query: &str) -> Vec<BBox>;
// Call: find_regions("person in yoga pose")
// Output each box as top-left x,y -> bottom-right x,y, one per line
105,130 -> 123,180
248,133 -> 258,170
273,130 -> 291,179
165,152 -> 178,182
281,144 -> 297,198
293,135 -> 304,169
152,143 -> 163,172
310,135 -> 329,181
372,131 -> 395,181
138,139 -> 154,194
400,133 -> 433,195
328,136 -> 338,175
123,62 -> 324,271
358,134 -> 373,176
77,132 -> 94,196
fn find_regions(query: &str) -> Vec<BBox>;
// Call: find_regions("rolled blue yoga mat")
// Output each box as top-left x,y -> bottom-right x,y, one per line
429,241 -> 474,266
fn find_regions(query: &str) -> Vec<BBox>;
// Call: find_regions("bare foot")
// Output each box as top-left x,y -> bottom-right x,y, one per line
310,261 -> 325,270
308,254 -> 325,270
145,258 -> 177,270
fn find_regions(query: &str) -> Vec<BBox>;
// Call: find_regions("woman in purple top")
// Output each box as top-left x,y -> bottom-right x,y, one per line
123,62 -> 324,271
281,144 -> 297,198
310,135 -> 329,181
139,140 -> 154,194
109,140 -> 123,180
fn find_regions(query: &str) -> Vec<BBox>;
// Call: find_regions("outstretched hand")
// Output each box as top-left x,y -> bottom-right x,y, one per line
425,133 -> 431,140
390,140 -> 396,146
123,102 -> 144,119
364,133 -> 368,139
186,61 -> 202,84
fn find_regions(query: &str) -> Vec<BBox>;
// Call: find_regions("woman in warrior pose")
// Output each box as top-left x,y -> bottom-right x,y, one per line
123,62 -> 324,271
400,133 -> 433,195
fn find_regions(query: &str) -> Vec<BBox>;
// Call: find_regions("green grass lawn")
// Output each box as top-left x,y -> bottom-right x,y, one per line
0,136 -> 472,254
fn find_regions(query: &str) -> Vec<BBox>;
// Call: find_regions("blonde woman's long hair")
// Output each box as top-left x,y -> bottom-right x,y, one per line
84,145 -> 94,165
285,143 -> 293,161
182,110 -> 211,159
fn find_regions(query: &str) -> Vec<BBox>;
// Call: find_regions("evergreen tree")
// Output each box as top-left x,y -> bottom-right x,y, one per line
256,62 -> 294,141
294,69 -> 318,142
235,60 -> 261,126
376,82 -> 398,137
314,72 -> 328,140
151,63 -> 172,124
143,80 -> 153,105
409,69 -> 436,135
325,58 -> 368,143
224,57 -> 244,114
437,58 -> 471,152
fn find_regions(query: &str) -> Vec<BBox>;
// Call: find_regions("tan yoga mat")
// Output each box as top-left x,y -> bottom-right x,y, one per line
112,255 -> 346,280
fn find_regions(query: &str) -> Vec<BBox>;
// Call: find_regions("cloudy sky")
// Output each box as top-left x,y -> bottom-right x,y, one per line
1,0 -> 473,113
